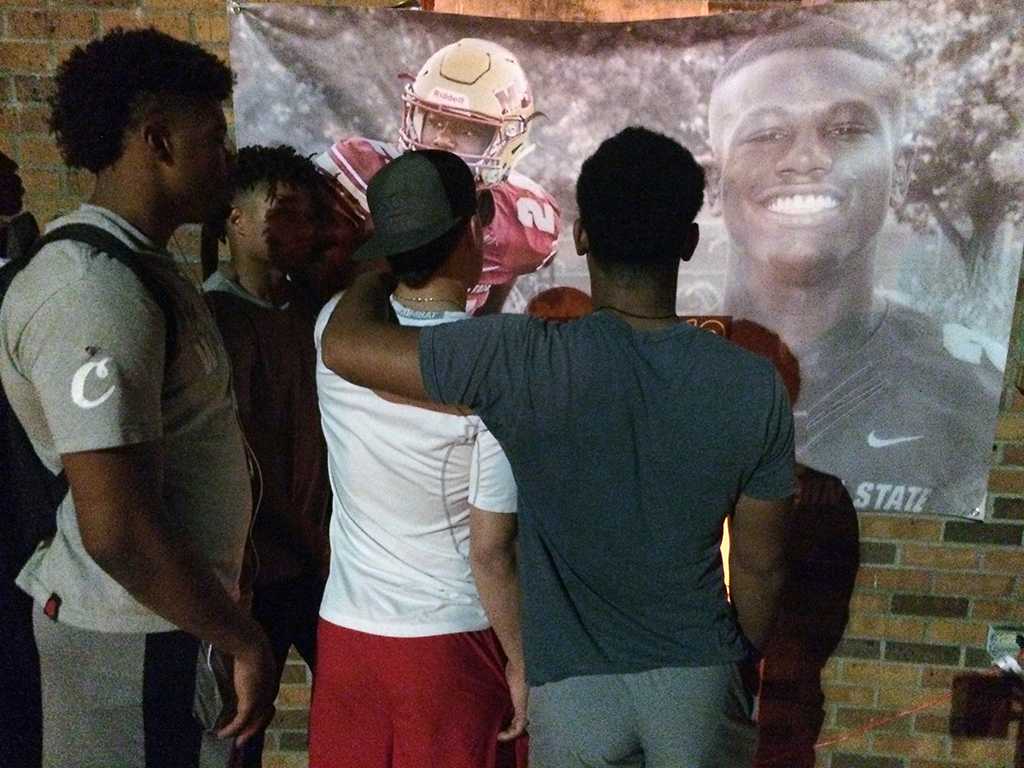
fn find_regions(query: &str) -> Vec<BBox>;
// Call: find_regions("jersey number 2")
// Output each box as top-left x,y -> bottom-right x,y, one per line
516,199 -> 556,234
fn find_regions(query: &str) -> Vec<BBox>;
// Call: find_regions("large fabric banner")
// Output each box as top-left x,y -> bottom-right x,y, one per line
229,1 -> 1023,518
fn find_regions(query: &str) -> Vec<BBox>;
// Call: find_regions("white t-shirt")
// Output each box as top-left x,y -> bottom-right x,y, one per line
314,295 -> 517,637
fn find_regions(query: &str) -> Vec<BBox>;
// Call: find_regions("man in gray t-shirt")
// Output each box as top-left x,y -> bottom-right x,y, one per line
320,127 -> 794,767
0,29 -> 275,766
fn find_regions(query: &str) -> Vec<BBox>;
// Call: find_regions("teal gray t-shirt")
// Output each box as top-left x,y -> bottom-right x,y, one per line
420,311 -> 795,685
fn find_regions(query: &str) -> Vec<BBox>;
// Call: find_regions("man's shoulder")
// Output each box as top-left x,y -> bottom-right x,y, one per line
880,302 -> 1004,402
502,170 -> 554,199
316,136 -> 396,185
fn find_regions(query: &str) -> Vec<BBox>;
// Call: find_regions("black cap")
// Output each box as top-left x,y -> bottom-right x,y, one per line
352,149 -> 477,262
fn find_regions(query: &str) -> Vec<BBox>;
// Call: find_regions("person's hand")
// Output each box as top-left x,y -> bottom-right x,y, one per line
498,660 -> 529,742
216,633 -> 277,747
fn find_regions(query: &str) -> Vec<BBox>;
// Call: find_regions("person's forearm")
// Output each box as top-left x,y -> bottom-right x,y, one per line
320,271 -> 429,399
728,557 -> 786,653
471,551 -> 525,670
91,517 -> 263,657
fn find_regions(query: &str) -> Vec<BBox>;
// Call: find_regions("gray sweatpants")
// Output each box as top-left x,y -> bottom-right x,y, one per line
528,663 -> 757,768
33,606 -> 236,768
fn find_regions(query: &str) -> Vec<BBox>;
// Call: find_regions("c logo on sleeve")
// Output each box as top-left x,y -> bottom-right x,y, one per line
71,356 -> 116,410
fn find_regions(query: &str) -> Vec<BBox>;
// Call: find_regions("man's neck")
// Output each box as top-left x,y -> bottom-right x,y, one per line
89,170 -> 177,248
392,276 -> 467,313
230,254 -> 280,304
725,260 -> 879,361
590,269 -> 680,330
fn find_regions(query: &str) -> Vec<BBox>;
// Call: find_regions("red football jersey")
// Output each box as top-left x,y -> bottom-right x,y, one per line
314,136 -> 560,313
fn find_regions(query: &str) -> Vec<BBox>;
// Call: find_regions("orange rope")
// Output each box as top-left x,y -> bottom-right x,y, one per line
813,691 -> 953,748
813,664 -> 1019,749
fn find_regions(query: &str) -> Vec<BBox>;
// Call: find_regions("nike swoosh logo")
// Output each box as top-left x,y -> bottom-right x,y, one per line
71,357 -> 116,410
867,431 -> 924,448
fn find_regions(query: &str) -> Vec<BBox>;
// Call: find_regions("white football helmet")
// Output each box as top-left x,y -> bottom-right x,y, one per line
399,38 -> 536,185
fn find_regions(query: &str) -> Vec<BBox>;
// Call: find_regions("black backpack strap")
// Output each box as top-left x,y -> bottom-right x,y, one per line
28,224 -> 178,361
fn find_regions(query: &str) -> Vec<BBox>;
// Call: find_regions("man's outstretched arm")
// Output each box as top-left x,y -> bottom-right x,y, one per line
321,272 -> 429,401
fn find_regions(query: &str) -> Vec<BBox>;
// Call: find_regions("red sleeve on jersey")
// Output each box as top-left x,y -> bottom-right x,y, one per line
481,179 -> 560,287
314,137 -> 398,280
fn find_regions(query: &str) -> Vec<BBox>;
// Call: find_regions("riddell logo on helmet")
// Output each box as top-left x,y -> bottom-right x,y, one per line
429,88 -> 468,107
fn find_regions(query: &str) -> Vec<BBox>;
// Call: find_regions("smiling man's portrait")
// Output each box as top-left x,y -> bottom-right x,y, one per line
706,18 -> 1004,515
229,1 -> 1021,518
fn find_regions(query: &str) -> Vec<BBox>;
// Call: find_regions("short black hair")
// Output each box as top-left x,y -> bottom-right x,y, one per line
208,144 -> 325,240
715,16 -> 897,89
576,126 -> 704,272
708,17 -> 905,150
49,28 -> 233,173
387,220 -> 469,287
229,144 -> 323,207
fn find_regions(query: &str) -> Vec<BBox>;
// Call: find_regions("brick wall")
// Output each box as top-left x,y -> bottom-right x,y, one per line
3,2 -> 1021,767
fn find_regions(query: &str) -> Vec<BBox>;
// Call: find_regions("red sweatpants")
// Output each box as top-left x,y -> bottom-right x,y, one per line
309,619 -> 528,768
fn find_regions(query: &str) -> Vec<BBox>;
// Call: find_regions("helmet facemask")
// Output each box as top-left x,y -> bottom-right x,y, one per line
397,38 -> 537,186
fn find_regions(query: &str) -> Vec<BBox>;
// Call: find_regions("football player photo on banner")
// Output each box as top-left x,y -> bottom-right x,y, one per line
229,1 -> 1023,518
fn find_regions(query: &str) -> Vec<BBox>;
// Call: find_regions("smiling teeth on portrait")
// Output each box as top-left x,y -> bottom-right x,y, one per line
767,194 -> 840,215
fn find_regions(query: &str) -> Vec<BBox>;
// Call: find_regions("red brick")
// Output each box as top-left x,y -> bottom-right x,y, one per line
7,10 -> 94,40
13,74 -> 55,103
925,620 -> 989,645
901,544 -> 978,570
915,714 -> 952,735
996,413 -> 1024,440
97,10 -> 148,32
822,684 -> 876,706
970,598 -> 1024,622
861,517 -> 944,542
850,593 -> 889,614
18,103 -> 49,132
7,10 -> 51,38
18,134 -> 62,167
933,572 -> 1014,598
836,707 -> 912,734
949,736 -> 1017,761
870,733 -> 947,759
920,666 -> 959,690
0,42 -> 51,72
987,468 -> 1024,494
192,12 -> 229,43
147,13 -> 192,39
875,682 -> 946,709
144,0 -> 226,7
0,105 -> 17,134
17,168 -> 60,196
856,567 -> 931,592
842,661 -> 919,687
980,549 -> 1024,573
1001,443 -> 1024,465
73,0 -> 135,7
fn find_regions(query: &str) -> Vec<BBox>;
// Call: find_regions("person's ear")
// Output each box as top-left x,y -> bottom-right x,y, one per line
890,144 -> 914,209
141,113 -> 174,165
227,206 -> 245,234
476,188 -> 495,227
701,154 -> 723,217
681,222 -> 699,264
573,219 -> 589,256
